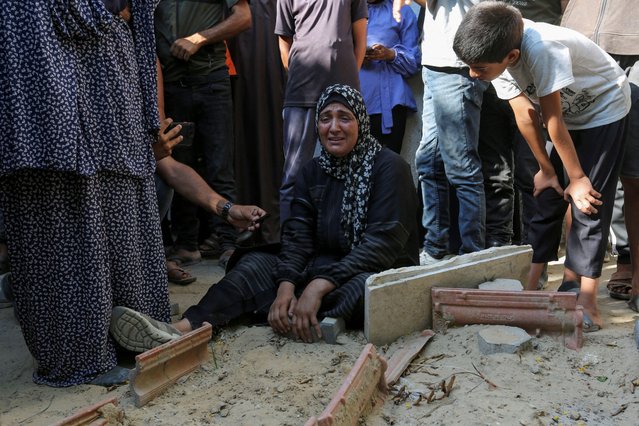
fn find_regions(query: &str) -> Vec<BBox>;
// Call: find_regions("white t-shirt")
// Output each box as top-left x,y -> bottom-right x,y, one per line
421,0 -> 482,68
493,20 -> 631,130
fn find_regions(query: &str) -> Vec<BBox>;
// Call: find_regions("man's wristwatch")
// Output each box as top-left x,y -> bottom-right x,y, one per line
220,201 -> 234,221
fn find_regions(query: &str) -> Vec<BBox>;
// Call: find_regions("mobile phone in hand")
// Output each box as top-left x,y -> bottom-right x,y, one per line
236,213 -> 271,245
166,121 -> 195,147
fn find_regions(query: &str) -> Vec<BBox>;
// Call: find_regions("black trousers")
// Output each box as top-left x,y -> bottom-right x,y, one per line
369,105 -> 408,155
530,118 -> 627,278
164,69 -> 238,250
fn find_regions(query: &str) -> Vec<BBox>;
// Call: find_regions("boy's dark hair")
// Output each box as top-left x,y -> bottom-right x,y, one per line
453,1 -> 523,64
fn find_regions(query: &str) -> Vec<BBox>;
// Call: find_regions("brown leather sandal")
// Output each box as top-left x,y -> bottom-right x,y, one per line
167,263 -> 196,286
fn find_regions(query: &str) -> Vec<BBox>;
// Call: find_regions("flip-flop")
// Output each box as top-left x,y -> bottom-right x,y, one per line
199,235 -> 222,258
582,312 -> 601,333
607,279 -> 632,300
557,280 -> 580,294
166,249 -> 202,266
167,265 -> 196,286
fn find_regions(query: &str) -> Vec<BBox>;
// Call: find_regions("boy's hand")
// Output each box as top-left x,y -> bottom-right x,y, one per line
533,169 -> 563,198
564,176 -> 602,215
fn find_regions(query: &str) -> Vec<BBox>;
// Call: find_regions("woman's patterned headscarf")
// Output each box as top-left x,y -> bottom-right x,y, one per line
315,84 -> 382,249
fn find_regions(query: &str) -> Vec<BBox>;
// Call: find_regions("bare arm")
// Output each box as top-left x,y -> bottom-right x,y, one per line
508,93 -> 564,197
278,35 -> 292,71
539,91 -> 601,214
155,156 -> 267,227
352,18 -> 367,70
170,0 -> 252,61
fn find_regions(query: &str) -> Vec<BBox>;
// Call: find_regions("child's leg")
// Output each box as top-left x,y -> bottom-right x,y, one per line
564,119 -> 627,326
527,262 -> 547,290
527,149 -> 568,288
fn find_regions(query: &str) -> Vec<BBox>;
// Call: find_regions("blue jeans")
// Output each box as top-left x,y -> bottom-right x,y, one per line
415,66 -> 487,257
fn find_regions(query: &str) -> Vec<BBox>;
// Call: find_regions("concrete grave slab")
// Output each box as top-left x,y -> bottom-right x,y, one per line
365,245 -> 532,346
478,278 -> 523,291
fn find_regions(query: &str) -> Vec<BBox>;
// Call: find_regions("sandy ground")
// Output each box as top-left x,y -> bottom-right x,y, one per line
1,256 -> 638,425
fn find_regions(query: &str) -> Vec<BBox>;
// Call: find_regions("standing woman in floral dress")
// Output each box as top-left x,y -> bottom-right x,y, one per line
0,0 -> 170,386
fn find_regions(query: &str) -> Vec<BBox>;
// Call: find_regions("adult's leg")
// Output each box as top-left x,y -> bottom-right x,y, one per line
623,177 -> 639,309
415,67 -> 450,258
193,72 -> 239,254
622,60 -> 639,309
2,170 -> 169,387
280,107 -> 317,223
182,251 -> 279,329
428,67 -> 487,254
164,83 -> 201,254
478,87 -> 516,247
319,272 -> 373,328
369,106 -> 408,154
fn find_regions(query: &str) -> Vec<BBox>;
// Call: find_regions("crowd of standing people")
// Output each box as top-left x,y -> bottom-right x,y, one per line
0,0 -> 636,389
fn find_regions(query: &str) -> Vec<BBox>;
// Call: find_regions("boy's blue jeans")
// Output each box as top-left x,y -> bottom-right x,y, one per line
415,66 -> 488,257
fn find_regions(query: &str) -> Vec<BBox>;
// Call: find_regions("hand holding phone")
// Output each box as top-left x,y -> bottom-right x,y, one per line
166,121 -> 195,147
236,213 -> 271,244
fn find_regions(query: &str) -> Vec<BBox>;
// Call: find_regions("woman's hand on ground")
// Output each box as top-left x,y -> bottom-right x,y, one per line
533,169 -> 563,198
564,176 -> 602,215
268,281 -> 297,334
153,118 -> 183,161
292,278 -> 336,343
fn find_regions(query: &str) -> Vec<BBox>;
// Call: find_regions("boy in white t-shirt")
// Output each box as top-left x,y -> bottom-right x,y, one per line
453,1 -> 631,331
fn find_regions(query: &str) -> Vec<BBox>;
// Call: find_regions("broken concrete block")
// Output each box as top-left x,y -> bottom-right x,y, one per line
365,245 -> 532,346
477,326 -> 532,355
478,278 -> 523,292
320,317 -> 345,344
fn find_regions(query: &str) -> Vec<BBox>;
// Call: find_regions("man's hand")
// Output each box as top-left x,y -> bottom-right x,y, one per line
268,281 -> 297,334
170,34 -> 205,61
227,205 -> 267,230
564,176 -> 602,215
153,118 -> 183,161
365,44 -> 396,62
393,0 -> 418,22
291,278 -> 336,343
533,169 -> 563,198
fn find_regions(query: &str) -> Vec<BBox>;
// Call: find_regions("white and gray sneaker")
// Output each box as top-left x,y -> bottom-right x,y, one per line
419,250 -> 455,266
110,306 -> 182,353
